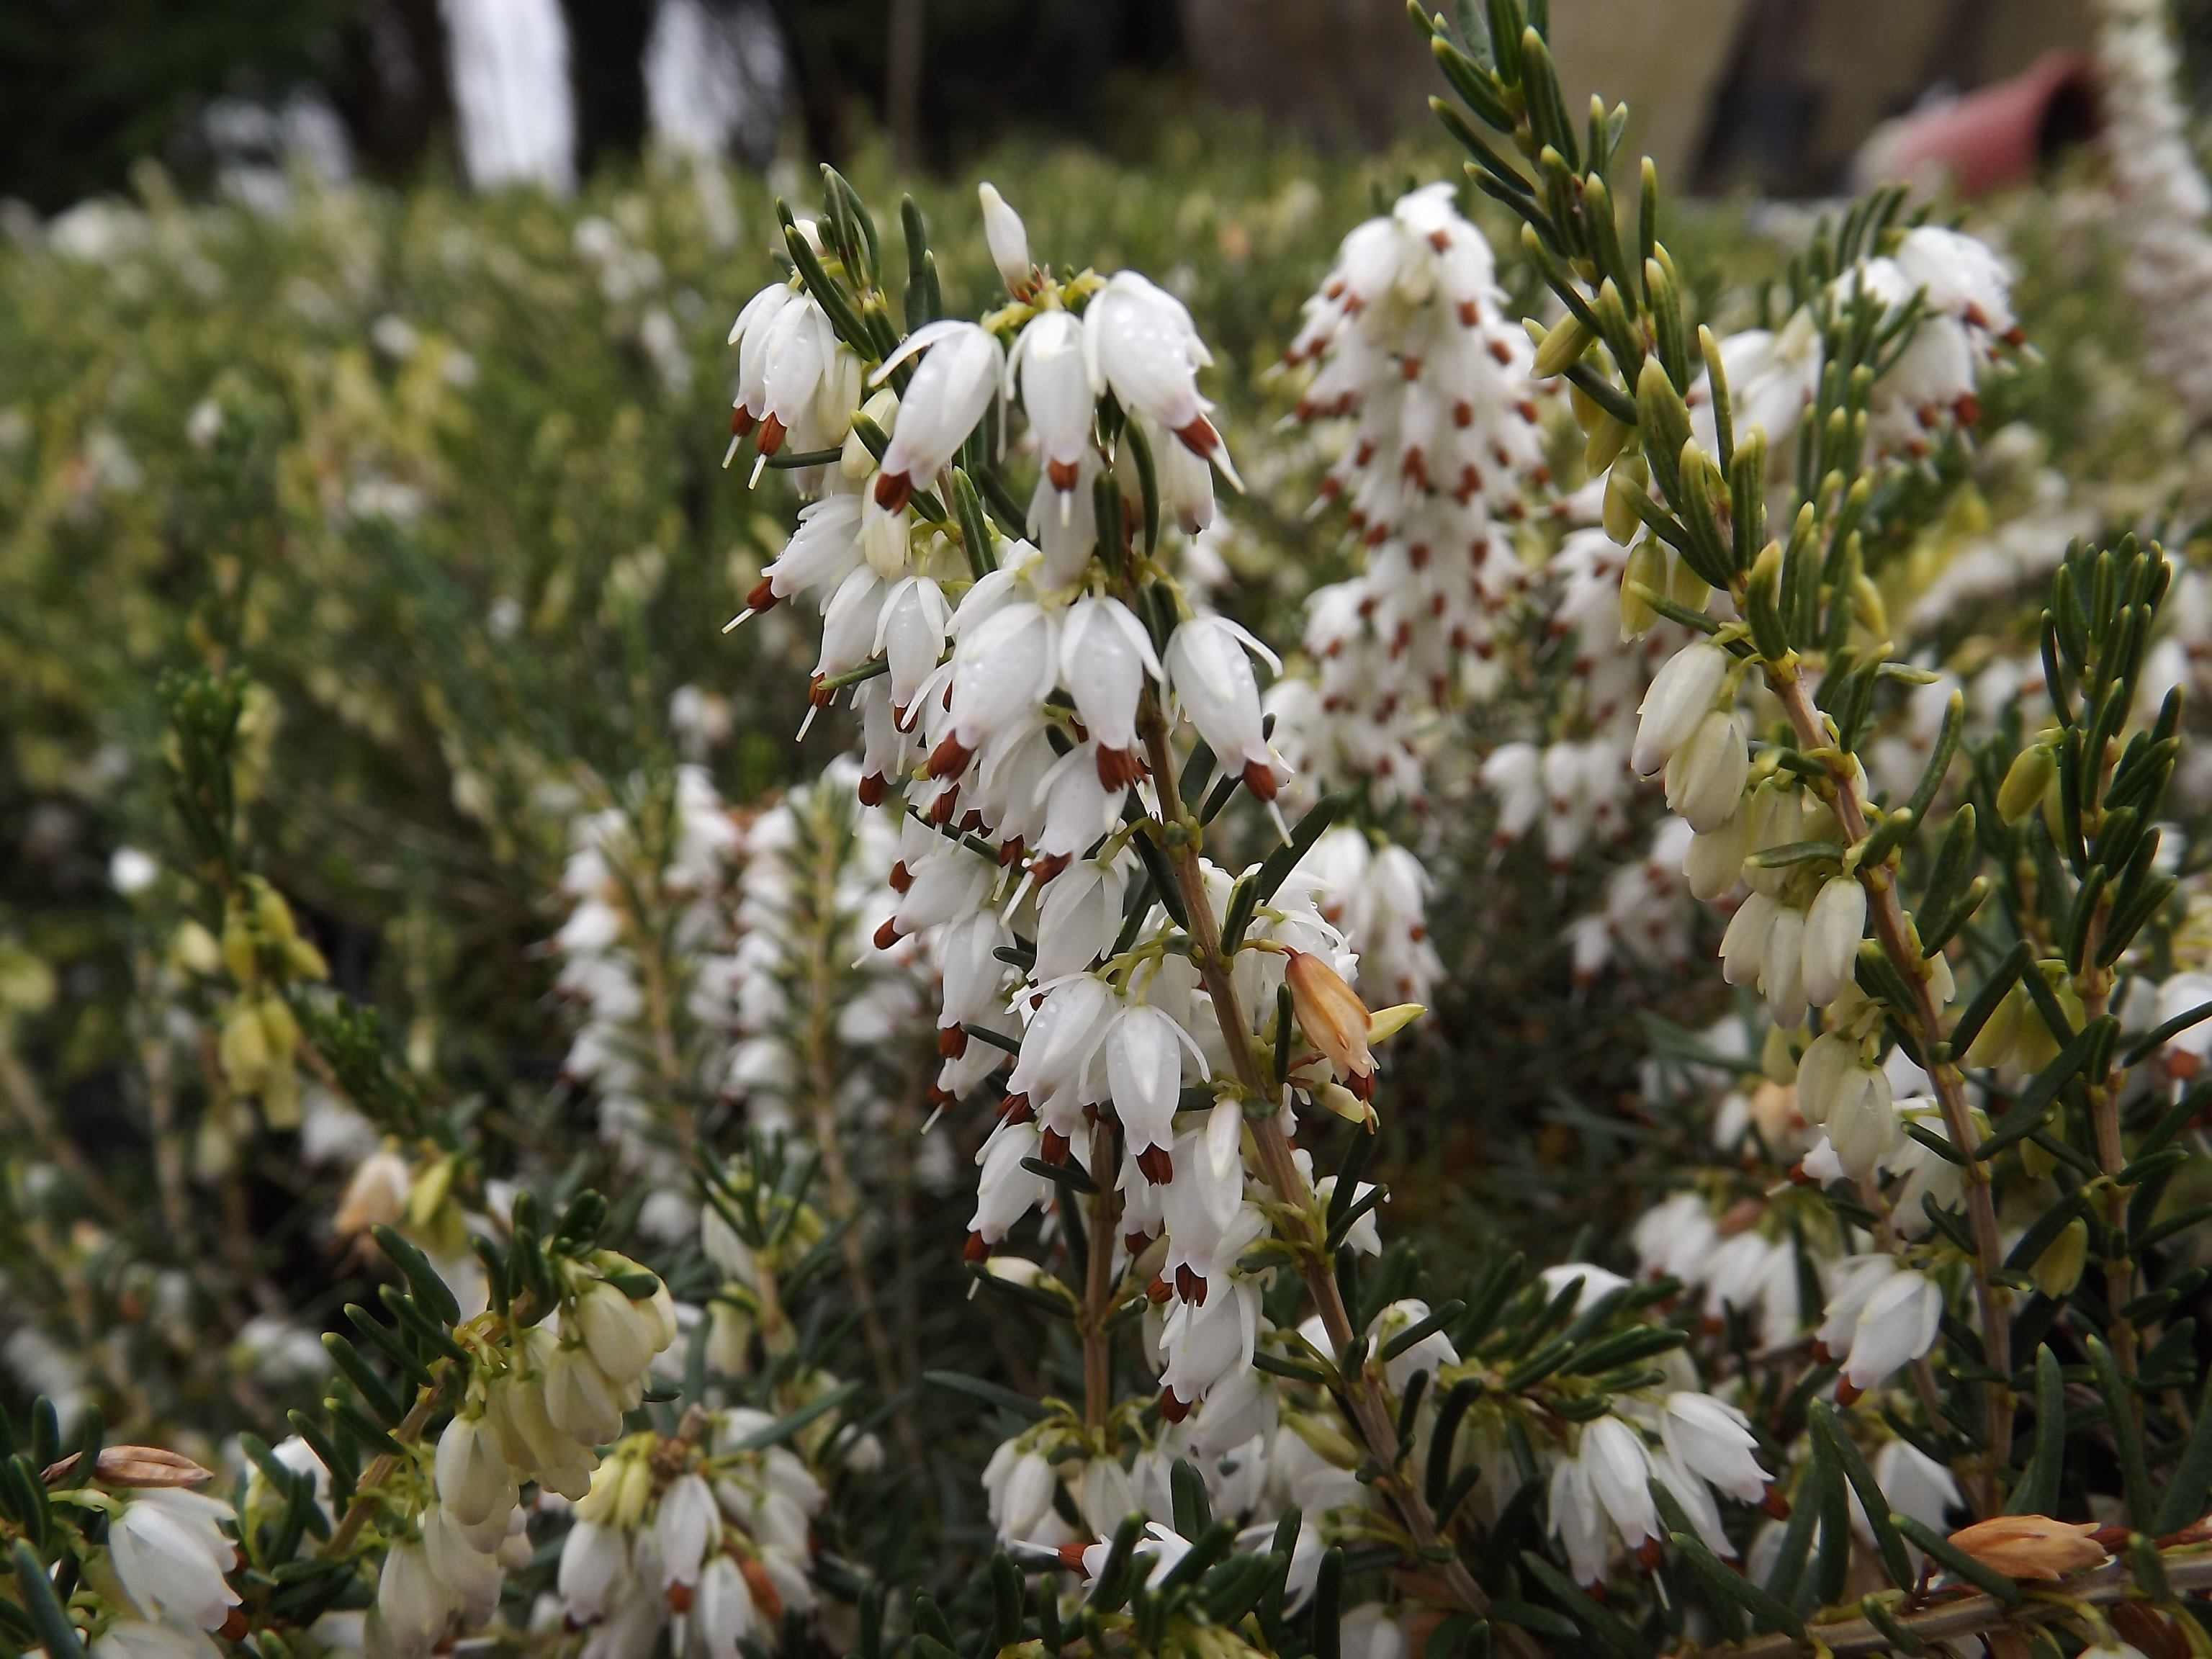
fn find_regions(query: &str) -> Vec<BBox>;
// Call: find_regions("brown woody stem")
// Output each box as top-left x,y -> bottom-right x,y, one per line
1771,667 -> 2013,1511
1136,698 -> 1502,1629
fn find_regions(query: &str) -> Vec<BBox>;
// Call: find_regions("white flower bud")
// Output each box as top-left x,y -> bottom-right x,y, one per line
1801,875 -> 1867,1008
434,1413 -> 516,1529
1683,811 -> 1747,902
1632,642 -> 1729,777
1794,1031 -> 1858,1125
978,183 -> 1033,295
375,1539 -> 451,1659
1827,1061 -> 1897,1178
1761,905 -> 1807,1025
1719,891 -> 1776,986
1663,711 -> 1747,832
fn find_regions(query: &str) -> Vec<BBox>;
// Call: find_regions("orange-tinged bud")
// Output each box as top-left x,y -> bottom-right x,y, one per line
1286,950 -> 1373,1081
1946,1514 -> 2107,1581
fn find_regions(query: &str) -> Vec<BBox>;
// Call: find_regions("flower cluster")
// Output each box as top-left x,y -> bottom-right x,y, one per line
554,764 -> 745,1212
1270,184 -> 1547,806
555,1407 -> 827,1659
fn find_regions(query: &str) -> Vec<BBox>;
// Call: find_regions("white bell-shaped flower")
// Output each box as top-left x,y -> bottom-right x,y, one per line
875,576 -> 951,709
1012,309 -> 1092,485
969,1120 -> 1051,1254
1658,1393 -> 1771,1505
559,1520 -> 632,1622
945,601 -> 1060,762
1033,857 -> 1130,982
1105,1002 -> 1207,1171
1083,271 -> 1237,478
688,1555 -> 755,1659
109,1488 -> 243,1632
756,495 -> 863,614
1061,597 -> 1162,786
1157,1279 -> 1260,1419
871,320 -> 1004,510
1166,617 -> 1280,799
1007,974 -> 1114,1130
1761,904 -> 1807,1025
1035,742 -> 1129,859
655,1474 -> 721,1588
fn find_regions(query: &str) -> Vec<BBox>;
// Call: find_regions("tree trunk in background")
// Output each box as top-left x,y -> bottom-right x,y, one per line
441,0 -> 577,192
888,0 -> 926,171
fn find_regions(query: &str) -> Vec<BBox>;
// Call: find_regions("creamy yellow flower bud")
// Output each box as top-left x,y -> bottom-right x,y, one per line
1620,539 -> 1662,637
2031,1218 -> 2089,1299
218,1002 -> 269,1087
1962,984 -> 2023,1070
1667,550 -> 1711,614
1998,746 -> 2057,826
221,915 -> 258,988
1531,314 -> 1593,379
174,920 -> 222,977
1604,455 -> 1648,544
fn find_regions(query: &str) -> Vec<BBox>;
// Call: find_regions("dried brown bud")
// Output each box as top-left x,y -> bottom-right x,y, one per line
1285,950 -> 1372,1082
43,1444 -> 215,1488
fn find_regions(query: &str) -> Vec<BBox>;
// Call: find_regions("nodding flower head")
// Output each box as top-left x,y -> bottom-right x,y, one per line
870,321 -> 1004,512
1084,272 -> 1238,482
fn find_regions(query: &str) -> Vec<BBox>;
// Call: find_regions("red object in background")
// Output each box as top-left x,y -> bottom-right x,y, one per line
1861,50 -> 2101,199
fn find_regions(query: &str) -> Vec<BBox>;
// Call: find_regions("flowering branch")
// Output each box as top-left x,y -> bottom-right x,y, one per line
1724,1550 -> 2212,1659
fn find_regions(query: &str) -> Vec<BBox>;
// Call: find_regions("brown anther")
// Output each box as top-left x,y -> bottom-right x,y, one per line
1242,759 -> 1278,801
1096,747 -> 1148,791
1147,1274 -> 1172,1304
1136,1144 -> 1174,1184
1031,853 -> 1070,884
1041,1128 -> 1071,1164
928,734 -> 974,779
730,406 -> 757,437
1047,459 -> 1082,492
929,786 -> 960,825
1759,1486 -> 1791,1521
757,413 -> 786,457
746,577 -> 778,613
999,1092 -> 1034,1125
963,1231 -> 992,1262
1174,1263 -> 1208,1305
889,861 -> 913,894
667,1584 -> 695,1614
221,1611 -> 251,1642
938,1025 -> 968,1059
1158,1388 -> 1191,1423
858,771 -> 888,807
1173,415 -> 1222,459
873,469 -> 913,512
873,918 -> 904,950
